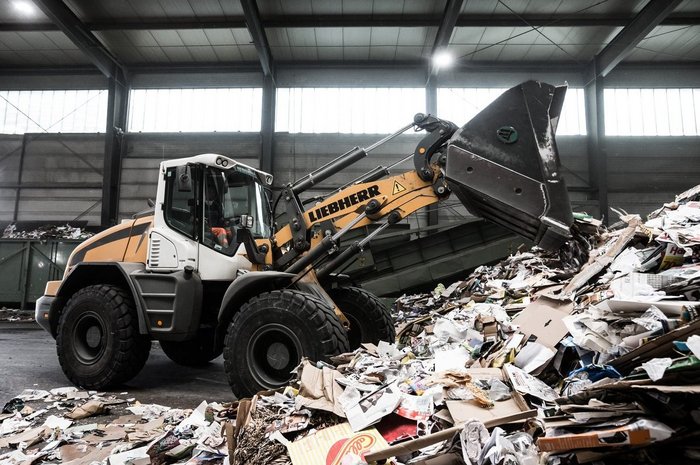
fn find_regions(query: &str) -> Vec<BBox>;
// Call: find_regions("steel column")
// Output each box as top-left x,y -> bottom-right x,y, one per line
12,134 -> 29,222
261,75 -> 275,175
584,62 -> 608,224
101,76 -> 129,227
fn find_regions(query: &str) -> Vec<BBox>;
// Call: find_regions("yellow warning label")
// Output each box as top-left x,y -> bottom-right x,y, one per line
392,180 -> 406,195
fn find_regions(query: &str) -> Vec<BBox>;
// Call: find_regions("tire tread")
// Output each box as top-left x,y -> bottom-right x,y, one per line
56,284 -> 150,389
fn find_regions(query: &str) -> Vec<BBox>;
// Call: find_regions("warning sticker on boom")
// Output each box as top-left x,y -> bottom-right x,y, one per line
392,180 -> 406,195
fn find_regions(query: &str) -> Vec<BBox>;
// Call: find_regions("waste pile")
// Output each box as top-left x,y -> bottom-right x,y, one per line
2,186 -> 700,465
2,223 -> 92,240
229,185 -> 700,465
0,308 -> 33,322
0,387 -> 233,465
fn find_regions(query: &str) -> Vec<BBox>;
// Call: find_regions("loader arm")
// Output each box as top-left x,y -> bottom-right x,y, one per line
267,80 -> 575,279
274,169 -> 441,249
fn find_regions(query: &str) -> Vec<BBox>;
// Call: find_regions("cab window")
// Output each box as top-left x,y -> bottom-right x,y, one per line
164,166 -> 198,238
201,167 -> 272,256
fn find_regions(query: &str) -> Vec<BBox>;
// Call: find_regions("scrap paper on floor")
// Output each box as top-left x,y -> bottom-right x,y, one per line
341,383 -> 403,432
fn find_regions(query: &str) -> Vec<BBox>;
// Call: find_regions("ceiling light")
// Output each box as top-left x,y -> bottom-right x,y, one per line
13,1 -> 35,15
433,50 -> 454,69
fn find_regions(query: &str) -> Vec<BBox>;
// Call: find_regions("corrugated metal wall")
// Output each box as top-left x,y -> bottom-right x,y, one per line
119,133 -> 261,219
0,134 -> 103,225
0,132 -> 699,226
0,135 -> 22,222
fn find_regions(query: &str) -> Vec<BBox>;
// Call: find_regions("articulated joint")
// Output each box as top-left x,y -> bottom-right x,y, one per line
412,113 -> 458,182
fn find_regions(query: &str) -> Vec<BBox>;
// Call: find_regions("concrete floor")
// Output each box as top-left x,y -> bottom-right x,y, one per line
0,322 -> 235,409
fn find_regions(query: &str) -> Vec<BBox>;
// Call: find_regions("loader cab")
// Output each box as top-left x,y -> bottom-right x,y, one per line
150,154 -> 273,279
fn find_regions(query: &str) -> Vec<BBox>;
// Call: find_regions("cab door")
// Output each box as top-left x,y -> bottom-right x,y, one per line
148,164 -> 201,272
197,166 -> 254,280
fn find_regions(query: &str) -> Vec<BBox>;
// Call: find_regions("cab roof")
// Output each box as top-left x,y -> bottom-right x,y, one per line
159,154 -> 273,185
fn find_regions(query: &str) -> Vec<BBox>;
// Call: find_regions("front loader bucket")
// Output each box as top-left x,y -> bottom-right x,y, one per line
444,80 -> 574,251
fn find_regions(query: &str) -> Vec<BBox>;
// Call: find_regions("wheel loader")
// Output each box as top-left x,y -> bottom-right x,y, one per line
35,80 -> 574,398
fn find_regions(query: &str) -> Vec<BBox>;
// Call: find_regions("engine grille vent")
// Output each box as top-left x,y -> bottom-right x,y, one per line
149,237 -> 161,267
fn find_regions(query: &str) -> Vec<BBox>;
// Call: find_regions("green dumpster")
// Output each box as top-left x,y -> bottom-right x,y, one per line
0,239 -> 82,310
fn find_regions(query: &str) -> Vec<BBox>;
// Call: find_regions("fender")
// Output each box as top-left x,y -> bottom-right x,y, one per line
51,262 -> 150,337
318,272 -> 355,289
215,271 -> 296,346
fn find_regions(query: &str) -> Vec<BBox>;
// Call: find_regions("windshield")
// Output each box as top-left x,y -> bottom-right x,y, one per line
202,166 -> 272,255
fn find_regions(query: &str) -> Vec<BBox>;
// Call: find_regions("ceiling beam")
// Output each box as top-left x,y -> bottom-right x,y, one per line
428,0 -> 466,81
6,12 -> 699,32
240,0 -> 274,80
588,0 -> 684,80
3,60 -> 700,77
30,0 -> 125,79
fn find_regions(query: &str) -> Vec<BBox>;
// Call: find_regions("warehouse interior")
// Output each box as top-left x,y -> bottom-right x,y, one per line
1,0 -> 699,301
1,1 -> 700,464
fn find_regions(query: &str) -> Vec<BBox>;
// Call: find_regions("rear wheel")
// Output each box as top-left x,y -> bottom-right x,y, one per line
327,286 -> 395,348
56,284 -> 151,389
160,329 -> 222,367
223,289 -> 349,398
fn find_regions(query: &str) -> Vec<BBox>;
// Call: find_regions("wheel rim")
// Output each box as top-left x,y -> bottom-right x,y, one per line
247,323 -> 303,388
72,311 -> 107,365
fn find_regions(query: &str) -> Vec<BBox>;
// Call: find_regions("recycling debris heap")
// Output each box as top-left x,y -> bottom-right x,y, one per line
2,187 -> 700,465
2,223 -> 93,240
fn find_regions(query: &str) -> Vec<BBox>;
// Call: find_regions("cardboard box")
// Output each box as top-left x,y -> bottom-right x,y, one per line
286,423 -> 388,465
513,295 -> 573,349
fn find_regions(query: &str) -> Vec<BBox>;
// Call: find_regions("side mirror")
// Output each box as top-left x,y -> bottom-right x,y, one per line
240,215 -> 255,229
176,165 -> 192,192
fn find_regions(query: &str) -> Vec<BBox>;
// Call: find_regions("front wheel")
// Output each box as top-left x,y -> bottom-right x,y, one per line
56,284 -> 151,389
327,286 -> 395,349
223,290 -> 350,398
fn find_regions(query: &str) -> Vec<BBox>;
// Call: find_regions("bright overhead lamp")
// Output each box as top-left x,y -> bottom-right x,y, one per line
432,50 -> 454,69
13,1 -> 35,15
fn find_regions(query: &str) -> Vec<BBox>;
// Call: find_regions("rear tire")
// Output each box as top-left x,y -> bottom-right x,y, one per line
160,329 -> 222,367
223,289 -> 350,398
327,286 -> 395,348
56,284 -> 151,389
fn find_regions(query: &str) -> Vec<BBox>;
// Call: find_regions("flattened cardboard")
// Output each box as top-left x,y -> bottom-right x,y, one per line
63,444 -> 116,465
445,368 -> 529,425
66,400 -> 106,420
446,389 -> 528,425
83,425 -> 128,443
513,295 -> 573,349
296,361 -> 346,418
0,426 -> 46,448
537,425 -> 651,452
286,423 -> 388,465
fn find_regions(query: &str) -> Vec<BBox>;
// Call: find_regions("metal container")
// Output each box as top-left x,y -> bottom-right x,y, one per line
0,239 -> 81,309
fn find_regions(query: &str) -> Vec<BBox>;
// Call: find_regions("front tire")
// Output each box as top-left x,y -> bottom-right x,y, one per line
327,286 -> 395,348
223,290 -> 350,398
160,328 -> 222,367
56,284 -> 151,389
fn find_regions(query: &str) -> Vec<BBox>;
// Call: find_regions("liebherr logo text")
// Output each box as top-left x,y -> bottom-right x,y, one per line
308,185 -> 381,222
